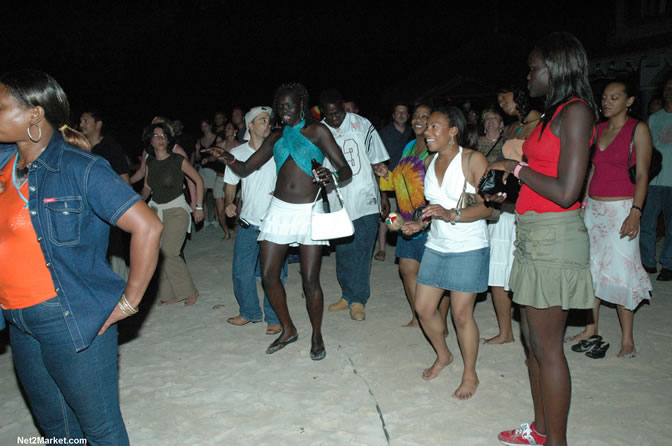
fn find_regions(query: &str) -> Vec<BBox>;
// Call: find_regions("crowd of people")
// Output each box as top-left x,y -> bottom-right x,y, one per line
1,30 -> 671,445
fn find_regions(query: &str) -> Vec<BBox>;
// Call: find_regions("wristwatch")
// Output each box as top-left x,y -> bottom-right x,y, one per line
450,208 -> 462,225
195,205 -> 203,211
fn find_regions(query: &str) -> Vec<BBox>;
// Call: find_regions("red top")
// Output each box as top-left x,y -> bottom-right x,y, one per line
0,155 -> 57,309
588,117 -> 637,197
516,98 -> 594,214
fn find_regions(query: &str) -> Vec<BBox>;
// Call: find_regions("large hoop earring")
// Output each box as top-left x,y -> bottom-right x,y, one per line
300,110 -> 305,121
27,123 -> 42,143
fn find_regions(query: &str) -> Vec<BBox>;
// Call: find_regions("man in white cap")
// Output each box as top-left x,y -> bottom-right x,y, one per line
319,89 -> 389,321
222,106 -> 285,334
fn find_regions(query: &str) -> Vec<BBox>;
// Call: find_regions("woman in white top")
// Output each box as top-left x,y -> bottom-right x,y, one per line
402,105 -> 492,400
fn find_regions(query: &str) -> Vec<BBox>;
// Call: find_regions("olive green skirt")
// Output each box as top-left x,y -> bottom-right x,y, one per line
509,210 -> 594,310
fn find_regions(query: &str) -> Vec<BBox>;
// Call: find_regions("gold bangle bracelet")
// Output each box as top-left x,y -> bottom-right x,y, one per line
118,294 -> 139,317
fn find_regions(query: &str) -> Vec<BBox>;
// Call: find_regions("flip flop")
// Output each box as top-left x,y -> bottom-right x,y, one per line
618,346 -> 637,359
374,251 -> 385,261
310,346 -> 326,361
586,341 -> 610,359
571,335 -> 602,352
266,334 -> 298,354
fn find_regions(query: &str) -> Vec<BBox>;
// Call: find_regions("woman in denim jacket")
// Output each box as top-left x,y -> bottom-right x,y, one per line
0,70 -> 162,445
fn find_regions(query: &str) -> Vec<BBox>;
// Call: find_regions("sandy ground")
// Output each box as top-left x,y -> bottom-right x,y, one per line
1,225 -> 671,446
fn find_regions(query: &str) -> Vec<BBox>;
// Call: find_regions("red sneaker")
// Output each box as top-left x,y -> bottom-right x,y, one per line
498,422 -> 546,445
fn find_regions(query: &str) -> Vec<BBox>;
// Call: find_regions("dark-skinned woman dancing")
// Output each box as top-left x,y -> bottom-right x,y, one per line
215,83 -> 351,360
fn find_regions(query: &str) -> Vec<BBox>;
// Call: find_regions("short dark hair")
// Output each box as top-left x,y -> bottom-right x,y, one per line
319,88 -> 343,106
143,122 -> 176,156
433,104 -> 477,148
606,76 -> 638,99
391,101 -> 409,114
412,96 -> 434,114
83,109 -> 106,135
272,82 -> 317,126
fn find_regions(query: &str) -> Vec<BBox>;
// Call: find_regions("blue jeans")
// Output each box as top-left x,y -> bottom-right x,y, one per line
4,297 -> 128,446
232,224 -> 287,324
334,213 -> 380,306
640,185 -> 672,269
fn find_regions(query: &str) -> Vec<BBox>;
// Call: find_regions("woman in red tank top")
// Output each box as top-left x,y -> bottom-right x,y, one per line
487,33 -> 598,446
566,80 -> 653,358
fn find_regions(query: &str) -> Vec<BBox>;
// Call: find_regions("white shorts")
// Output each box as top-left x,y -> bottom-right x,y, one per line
258,197 -> 329,247
199,167 -> 217,190
213,175 -> 225,199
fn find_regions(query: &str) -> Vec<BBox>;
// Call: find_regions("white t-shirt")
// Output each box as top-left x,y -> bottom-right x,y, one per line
223,143 -> 277,226
322,113 -> 389,220
424,147 -> 489,253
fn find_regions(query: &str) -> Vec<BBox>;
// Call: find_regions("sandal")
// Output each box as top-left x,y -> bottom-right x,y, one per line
374,250 -> 386,261
310,346 -> 326,361
618,346 -> 637,359
266,334 -> 298,354
571,335 -> 602,353
586,341 -> 610,359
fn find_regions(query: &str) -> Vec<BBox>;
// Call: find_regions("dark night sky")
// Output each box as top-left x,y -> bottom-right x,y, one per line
5,1 -> 609,148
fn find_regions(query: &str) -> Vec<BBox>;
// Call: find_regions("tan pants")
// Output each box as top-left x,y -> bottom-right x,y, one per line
108,227 -> 129,282
156,207 -> 197,301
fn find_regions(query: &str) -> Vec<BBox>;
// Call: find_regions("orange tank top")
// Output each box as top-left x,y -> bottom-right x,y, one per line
0,155 -> 57,309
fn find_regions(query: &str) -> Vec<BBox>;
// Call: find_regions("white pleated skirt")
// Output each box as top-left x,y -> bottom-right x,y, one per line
258,197 -> 329,247
488,212 -> 516,289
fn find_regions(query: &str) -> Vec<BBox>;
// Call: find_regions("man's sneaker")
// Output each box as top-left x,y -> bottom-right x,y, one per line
498,422 -> 546,445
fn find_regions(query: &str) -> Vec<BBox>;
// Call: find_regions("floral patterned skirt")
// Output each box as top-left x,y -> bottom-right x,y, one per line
584,198 -> 652,310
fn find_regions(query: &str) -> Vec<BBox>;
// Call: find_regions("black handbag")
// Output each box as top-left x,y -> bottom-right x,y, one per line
628,121 -> 662,184
478,169 -> 521,203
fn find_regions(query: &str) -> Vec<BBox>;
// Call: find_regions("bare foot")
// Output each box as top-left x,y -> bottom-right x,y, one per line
452,375 -> 479,400
184,292 -> 199,306
404,319 -> 420,328
421,354 -> 453,381
564,330 -> 595,343
617,343 -> 636,358
482,334 -> 514,344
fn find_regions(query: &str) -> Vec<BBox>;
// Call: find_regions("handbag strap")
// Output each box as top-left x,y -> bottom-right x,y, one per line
312,176 -> 345,208
484,134 -> 503,159
627,120 -> 638,168
461,150 -> 475,193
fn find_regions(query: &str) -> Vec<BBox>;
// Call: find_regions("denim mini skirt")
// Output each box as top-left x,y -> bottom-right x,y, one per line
417,246 -> 490,293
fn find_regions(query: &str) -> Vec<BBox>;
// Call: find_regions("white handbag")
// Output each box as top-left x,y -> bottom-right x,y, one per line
311,178 -> 354,241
